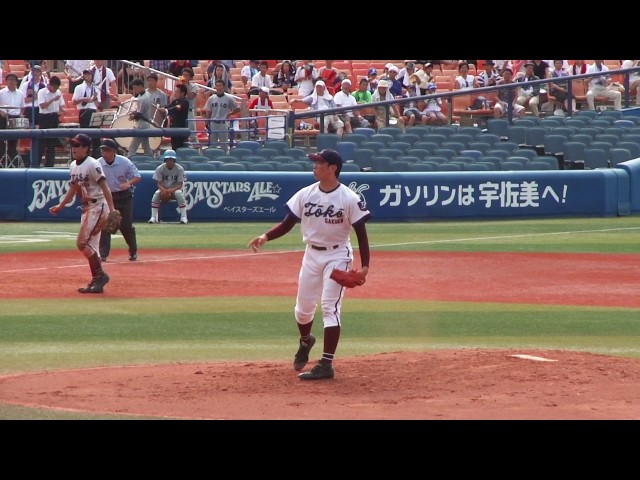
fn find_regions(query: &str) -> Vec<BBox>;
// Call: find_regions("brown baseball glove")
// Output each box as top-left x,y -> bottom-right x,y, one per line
102,210 -> 122,235
160,190 -> 173,202
330,268 -> 365,288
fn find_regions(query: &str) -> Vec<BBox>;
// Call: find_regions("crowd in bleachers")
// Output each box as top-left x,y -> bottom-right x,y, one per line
1,60 -> 640,172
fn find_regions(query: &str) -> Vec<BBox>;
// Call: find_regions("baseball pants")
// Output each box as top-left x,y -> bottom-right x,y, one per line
99,190 -> 137,258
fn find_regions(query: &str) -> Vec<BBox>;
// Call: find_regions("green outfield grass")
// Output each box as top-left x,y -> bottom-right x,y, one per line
1,217 -> 640,419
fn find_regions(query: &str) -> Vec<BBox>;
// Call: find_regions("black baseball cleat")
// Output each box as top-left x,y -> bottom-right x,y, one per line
298,362 -> 334,380
293,335 -> 316,371
100,256 -> 107,262
78,273 -> 110,294
129,253 -> 137,261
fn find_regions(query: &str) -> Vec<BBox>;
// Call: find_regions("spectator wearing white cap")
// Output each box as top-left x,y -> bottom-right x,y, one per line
371,79 -> 405,130
333,78 -> 369,132
299,80 -> 344,135
385,66 -> 403,97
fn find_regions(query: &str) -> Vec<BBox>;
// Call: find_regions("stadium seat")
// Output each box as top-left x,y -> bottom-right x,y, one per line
609,148 -> 632,167
584,148 -> 609,169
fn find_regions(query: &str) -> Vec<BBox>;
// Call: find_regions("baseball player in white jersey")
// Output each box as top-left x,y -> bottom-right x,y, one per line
49,133 -> 116,293
248,149 -> 371,380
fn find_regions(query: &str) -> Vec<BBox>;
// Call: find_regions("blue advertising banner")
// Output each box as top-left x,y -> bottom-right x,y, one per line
2,163 -> 635,222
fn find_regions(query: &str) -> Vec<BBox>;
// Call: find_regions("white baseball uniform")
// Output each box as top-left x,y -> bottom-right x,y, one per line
286,182 -> 371,328
69,155 -> 110,258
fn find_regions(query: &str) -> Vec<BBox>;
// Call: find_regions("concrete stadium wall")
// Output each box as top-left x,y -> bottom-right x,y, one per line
2,160 -> 638,222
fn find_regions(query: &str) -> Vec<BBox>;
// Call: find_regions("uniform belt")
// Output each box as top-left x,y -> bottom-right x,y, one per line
311,244 -> 339,251
82,198 -> 98,205
112,190 -> 132,197
212,120 -> 228,123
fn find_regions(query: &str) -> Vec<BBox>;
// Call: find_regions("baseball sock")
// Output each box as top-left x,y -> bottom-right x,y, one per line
151,207 -> 158,219
88,253 -> 105,278
321,326 -> 340,364
320,353 -> 334,365
297,321 -> 313,340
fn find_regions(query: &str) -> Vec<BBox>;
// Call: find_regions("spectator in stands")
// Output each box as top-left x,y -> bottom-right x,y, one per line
476,60 -> 501,89
423,83 -> 446,125
20,64 -> 47,127
621,60 -> 640,105
416,62 -> 434,94
399,62 -> 416,93
159,83 -> 190,151
509,60 -> 528,79
0,60 -> 8,84
294,60 -> 318,97
569,60 -> 587,76
205,60 -> 229,85
127,78 -> 154,157
371,79 -> 404,130
203,79 -> 241,153
387,66 -> 404,98
220,61 -> 235,72
532,60 -> 550,82
317,60 -> 340,94
168,60 -> 191,79
250,61 -> 283,96
37,75 -> 66,167
494,68 -> 525,119
207,63 -> 232,96
248,86 -> 274,139
72,69 -> 100,154
240,60 -> 260,95
119,60 -> 145,94
298,80 -> 344,136
547,60 -> 573,114
145,73 -> 168,108
20,61 -> 47,88
350,77 -> 374,127
91,60 -> 117,111
179,67 -> 200,143
248,86 -> 274,111
333,78 -> 369,132
586,60 -> 622,111
367,67 -> 379,94
516,62 -> 541,116
493,60 -> 509,75
65,60 -> 91,95
272,60 -> 297,94
149,60 -> 171,75
402,98 -> 428,126
0,73 -> 26,161
454,61 -> 477,90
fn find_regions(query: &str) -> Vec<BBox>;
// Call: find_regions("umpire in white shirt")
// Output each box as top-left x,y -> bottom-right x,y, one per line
98,139 -> 141,261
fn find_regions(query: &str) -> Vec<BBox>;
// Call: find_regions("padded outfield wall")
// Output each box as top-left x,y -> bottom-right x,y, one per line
1,160 -> 639,222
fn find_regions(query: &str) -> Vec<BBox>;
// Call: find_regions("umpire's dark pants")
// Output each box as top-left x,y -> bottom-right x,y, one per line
99,190 -> 137,259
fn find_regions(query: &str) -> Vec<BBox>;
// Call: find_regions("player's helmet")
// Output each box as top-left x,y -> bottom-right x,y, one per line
163,149 -> 177,161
